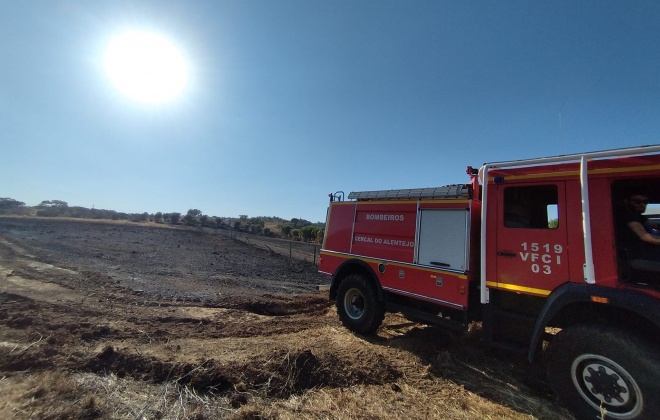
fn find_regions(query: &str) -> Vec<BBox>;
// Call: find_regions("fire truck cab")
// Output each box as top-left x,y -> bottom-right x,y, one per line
319,145 -> 660,420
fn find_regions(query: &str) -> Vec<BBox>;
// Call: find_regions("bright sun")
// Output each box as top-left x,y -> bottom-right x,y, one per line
104,31 -> 189,104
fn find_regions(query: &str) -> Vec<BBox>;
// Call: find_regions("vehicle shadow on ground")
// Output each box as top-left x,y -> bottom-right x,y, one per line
362,320 -> 573,420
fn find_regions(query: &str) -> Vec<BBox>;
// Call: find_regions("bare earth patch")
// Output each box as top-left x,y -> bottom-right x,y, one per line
0,217 -> 572,419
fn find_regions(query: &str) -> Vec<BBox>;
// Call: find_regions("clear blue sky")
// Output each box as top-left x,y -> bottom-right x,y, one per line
2,1 -> 659,223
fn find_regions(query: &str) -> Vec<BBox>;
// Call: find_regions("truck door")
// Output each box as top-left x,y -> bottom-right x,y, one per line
495,182 -> 570,295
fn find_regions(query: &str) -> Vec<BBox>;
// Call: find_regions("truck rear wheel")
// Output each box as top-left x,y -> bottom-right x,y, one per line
547,325 -> 659,419
336,274 -> 384,335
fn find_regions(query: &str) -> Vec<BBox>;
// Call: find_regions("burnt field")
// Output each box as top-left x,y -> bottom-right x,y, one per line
0,217 -> 572,419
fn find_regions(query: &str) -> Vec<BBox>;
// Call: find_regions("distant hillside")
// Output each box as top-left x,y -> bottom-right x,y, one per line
0,198 -> 325,243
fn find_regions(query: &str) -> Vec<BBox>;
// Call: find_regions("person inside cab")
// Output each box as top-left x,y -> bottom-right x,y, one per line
619,191 -> 660,271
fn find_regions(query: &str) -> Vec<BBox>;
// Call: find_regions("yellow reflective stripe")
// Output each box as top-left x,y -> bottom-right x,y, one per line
488,164 -> 660,183
355,200 -> 470,205
486,281 -> 551,296
333,199 -> 470,205
354,200 -> 419,205
590,164 -> 660,175
488,170 -> 577,182
386,261 -> 469,279
320,251 -> 468,279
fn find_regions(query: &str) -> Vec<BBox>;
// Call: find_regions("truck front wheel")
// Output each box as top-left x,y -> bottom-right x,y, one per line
547,325 -> 659,419
336,274 -> 385,335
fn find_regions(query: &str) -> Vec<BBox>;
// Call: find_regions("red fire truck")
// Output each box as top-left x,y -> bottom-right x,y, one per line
319,145 -> 659,419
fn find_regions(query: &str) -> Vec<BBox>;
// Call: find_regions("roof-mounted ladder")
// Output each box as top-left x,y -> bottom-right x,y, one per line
348,184 -> 470,201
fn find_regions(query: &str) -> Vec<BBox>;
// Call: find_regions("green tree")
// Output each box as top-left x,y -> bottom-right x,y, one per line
36,200 -> 69,217
38,200 -> 68,208
154,212 -> 163,223
281,225 -> 292,237
0,198 -> 28,215
184,209 -> 202,225
301,226 -> 316,241
0,198 -> 25,209
245,217 -> 265,234
290,218 -> 313,228
315,228 -> 325,243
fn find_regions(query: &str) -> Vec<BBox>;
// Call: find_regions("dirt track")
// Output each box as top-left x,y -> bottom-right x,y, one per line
0,217 -> 573,419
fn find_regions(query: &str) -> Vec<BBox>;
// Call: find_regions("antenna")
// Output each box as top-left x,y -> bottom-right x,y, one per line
558,96 -> 569,142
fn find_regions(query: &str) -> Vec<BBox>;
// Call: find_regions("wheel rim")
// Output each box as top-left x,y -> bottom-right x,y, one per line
343,287 -> 365,320
571,353 -> 643,419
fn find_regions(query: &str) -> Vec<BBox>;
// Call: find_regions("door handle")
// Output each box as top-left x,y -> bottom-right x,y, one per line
430,261 -> 450,267
497,251 -> 516,258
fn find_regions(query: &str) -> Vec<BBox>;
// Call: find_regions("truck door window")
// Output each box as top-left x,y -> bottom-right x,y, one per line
612,178 -> 660,284
504,185 -> 559,229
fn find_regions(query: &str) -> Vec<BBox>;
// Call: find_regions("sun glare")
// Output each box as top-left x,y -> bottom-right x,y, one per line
104,31 -> 189,104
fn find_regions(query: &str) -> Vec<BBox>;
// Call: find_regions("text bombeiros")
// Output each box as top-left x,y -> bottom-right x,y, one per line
365,214 -> 405,221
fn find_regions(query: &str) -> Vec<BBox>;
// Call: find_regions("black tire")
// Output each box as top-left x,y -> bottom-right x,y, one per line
547,325 -> 659,420
336,274 -> 385,335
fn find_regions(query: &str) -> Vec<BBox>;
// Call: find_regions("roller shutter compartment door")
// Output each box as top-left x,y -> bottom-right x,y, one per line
417,209 -> 469,271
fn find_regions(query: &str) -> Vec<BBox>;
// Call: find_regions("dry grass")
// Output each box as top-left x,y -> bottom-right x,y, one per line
0,309 -> 570,419
0,374 -> 540,420
0,371 -> 238,420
